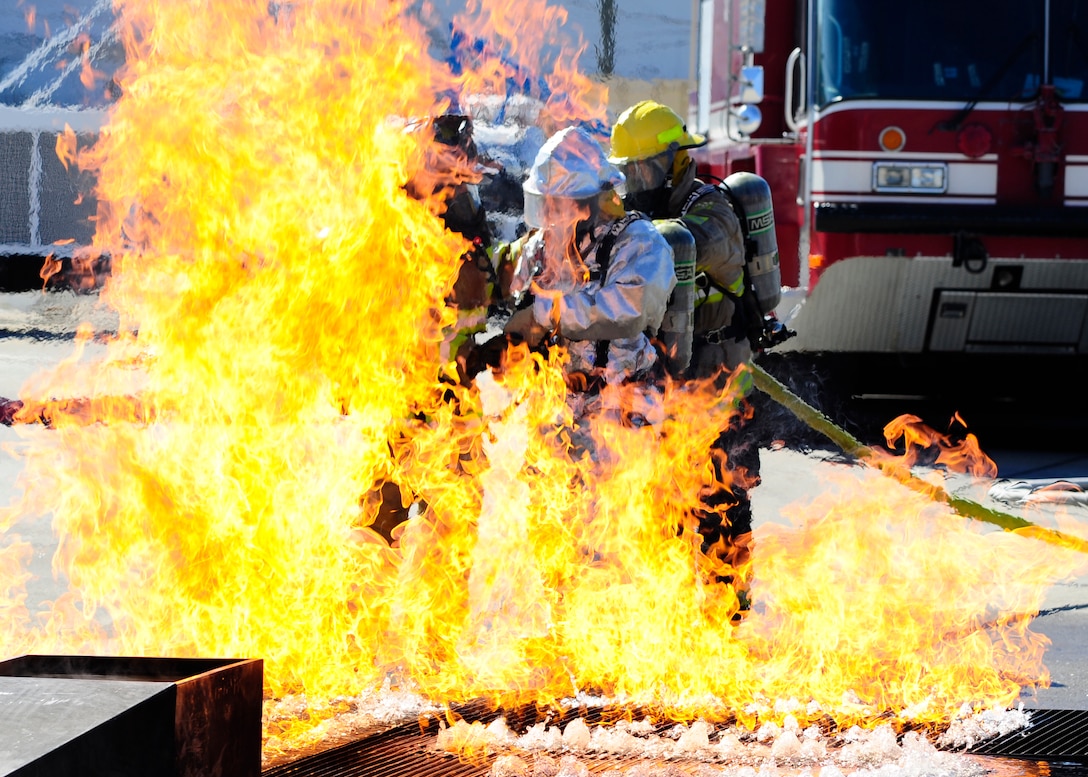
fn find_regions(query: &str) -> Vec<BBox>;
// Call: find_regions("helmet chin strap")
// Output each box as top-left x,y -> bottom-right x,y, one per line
672,149 -> 692,183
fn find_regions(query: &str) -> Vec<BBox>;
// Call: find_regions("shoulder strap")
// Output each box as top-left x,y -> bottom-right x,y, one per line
588,212 -> 645,282
683,182 -> 748,303
589,212 -> 646,368
679,183 -> 720,217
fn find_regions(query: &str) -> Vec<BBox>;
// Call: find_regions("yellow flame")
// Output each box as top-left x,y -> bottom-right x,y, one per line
2,0 -> 1086,760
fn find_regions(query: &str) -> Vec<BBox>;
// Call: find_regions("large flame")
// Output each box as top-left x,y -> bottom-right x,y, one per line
2,0 -> 1086,760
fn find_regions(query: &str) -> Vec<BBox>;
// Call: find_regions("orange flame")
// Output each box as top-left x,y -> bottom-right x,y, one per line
1,0 -> 1085,761
22,3 -> 37,33
451,0 -> 607,133
75,32 -> 105,92
39,253 -> 63,287
55,125 -> 78,171
882,412 -> 998,478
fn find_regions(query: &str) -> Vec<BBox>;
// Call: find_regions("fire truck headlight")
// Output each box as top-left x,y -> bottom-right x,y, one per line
873,162 -> 947,193
911,166 -> 946,189
874,164 -> 911,188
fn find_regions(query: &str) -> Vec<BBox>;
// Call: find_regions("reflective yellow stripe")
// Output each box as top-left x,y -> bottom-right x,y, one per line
693,276 -> 743,308
693,288 -> 724,308
441,312 -> 487,362
656,124 -> 684,145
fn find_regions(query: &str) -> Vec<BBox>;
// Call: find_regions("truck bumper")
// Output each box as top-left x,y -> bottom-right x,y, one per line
778,255 -> 1088,354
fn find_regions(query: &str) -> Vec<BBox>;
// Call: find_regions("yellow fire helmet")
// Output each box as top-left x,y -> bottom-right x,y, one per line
608,100 -> 707,163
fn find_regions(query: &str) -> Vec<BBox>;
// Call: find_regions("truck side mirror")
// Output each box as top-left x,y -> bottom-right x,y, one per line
739,65 -> 765,105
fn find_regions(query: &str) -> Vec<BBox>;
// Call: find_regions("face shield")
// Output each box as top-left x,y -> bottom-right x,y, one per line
523,180 -> 626,230
404,114 -> 484,216
616,151 -> 673,195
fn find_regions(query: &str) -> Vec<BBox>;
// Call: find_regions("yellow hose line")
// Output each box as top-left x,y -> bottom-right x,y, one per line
744,361 -> 1088,555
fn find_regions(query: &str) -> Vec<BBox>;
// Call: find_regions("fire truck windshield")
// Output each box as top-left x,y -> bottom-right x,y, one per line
815,0 -> 1088,107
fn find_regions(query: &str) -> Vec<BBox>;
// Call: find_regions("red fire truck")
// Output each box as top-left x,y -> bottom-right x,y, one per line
690,0 -> 1088,371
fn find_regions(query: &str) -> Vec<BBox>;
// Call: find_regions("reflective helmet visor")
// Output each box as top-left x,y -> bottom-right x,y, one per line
618,153 -> 671,194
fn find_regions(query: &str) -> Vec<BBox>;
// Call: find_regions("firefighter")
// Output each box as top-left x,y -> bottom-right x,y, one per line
403,112 -> 507,382
502,125 -> 676,388
608,99 -> 758,587
371,113 -> 501,544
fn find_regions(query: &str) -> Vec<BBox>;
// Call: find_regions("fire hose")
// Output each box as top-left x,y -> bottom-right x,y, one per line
742,361 -> 1088,555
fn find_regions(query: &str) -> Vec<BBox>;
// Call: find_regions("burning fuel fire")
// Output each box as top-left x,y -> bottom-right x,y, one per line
1,0 -> 1086,763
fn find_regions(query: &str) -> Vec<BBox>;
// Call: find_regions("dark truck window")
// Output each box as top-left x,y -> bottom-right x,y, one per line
815,0 -> 1055,106
1052,0 -> 1088,98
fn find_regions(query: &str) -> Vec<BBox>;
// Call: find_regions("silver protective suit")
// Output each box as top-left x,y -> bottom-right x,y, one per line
518,216 -> 676,384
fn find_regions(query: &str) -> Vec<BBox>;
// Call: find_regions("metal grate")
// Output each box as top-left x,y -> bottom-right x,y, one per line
262,702 -> 666,777
264,706 -> 1088,777
262,721 -> 485,777
968,709 -> 1088,760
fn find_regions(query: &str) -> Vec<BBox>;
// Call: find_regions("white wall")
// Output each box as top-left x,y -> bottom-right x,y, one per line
547,0 -> 690,82
2,0 -> 692,105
